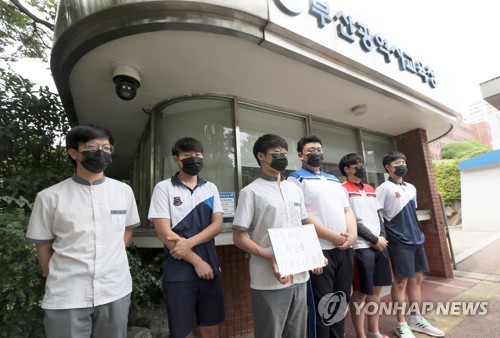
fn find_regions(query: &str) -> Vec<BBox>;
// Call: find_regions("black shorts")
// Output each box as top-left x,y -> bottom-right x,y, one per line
352,247 -> 392,295
387,243 -> 429,278
163,275 -> 225,338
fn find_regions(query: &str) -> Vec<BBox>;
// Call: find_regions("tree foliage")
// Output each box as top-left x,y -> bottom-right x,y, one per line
0,68 -> 71,336
434,140 -> 490,205
433,159 -> 461,206
0,197 -> 46,338
0,4 -> 160,336
0,67 -> 73,207
440,139 -> 490,160
0,0 -> 56,62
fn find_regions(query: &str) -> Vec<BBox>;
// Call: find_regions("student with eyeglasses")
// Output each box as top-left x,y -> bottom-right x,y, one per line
26,124 -> 140,338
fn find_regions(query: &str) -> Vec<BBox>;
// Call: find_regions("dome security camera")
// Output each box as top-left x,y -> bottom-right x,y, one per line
112,65 -> 141,101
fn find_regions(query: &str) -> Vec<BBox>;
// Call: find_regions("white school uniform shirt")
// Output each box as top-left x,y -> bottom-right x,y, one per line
232,175 -> 309,290
26,175 -> 140,309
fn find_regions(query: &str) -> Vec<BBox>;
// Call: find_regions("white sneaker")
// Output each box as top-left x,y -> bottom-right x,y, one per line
408,315 -> 445,337
395,323 -> 416,338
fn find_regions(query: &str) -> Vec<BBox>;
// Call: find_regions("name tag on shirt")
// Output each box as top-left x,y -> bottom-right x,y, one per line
110,210 -> 126,231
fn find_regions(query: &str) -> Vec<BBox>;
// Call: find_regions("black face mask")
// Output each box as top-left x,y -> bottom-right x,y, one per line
354,164 -> 366,179
81,150 -> 112,174
394,164 -> 407,177
269,153 -> 288,173
306,152 -> 324,168
181,156 -> 203,176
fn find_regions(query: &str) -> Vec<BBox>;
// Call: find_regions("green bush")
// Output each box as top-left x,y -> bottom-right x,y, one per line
434,140 -> 491,206
0,198 -> 45,338
433,159 -> 461,205
440,139 -> 490,160
127,247 -> 163,315
0,197 -> 163,336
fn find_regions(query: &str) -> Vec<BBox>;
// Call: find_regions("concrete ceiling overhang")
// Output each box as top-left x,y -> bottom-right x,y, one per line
51,1 -> 459,179
480,77 -> 500,110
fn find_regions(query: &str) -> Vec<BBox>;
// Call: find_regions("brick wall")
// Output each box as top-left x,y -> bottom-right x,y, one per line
395,128 -> 453,278
217,245 -> 254,337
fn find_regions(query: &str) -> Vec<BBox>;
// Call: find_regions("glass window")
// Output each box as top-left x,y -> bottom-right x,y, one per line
311,120 -> 359,179
154,97 -> 235,198
238,103 -> 307,187
361,131 -> 394,187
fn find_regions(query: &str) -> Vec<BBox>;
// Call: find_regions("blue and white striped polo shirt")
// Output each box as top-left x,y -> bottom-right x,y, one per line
375,178 -> 424,247
149,175 -> 223,282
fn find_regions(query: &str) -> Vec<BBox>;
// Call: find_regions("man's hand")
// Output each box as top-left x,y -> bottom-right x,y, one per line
311,266 -> 323,275
193,259 -> 214,280
270,257 -> 293,284
332,233 -> 347,247
373,236 -> 388,251
167,237 -> 193,259
337,232 -> 356,250
311,256 -> 328,275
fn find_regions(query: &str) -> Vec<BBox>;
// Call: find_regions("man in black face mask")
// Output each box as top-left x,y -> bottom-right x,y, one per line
339,153 -> 391,338
376,151 -> 444,338
288,134 -> 357,338
232,134 -> 324,338
149,137 -> 225,338
26,124 -> 140,338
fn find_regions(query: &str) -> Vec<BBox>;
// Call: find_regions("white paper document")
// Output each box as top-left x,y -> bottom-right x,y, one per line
268,224 -> 325,277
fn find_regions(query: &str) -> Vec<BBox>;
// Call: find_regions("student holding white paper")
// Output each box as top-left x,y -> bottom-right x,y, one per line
232,134 -> 324,338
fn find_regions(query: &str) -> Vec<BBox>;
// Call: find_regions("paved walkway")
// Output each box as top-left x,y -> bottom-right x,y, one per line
237,228 -> 500,338
129,227 -> 500,337
344,228 -> 500,338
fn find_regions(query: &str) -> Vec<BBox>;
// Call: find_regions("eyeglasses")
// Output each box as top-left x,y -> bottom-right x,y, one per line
83,141 -> 114,154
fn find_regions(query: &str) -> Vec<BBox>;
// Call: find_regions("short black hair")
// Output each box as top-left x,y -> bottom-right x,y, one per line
66,124 -> 114,164
338,153 -> 365,177
253,134 -> 288,166
171,137 -> 203,156
296,134 -> 322,153
382,151 -> 406,172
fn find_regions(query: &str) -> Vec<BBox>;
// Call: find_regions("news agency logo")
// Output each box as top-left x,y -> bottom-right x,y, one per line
317,293 -> 489,327
317,291 -> 349,325
352,301 -> 489,317
275,0 -> 305,15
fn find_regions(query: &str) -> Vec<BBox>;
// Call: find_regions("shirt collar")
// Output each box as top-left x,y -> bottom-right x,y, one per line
72,174 -> 106,185
260,172 -> 284,181
171,173 -> 207,187
347,179 -> 364,189
302,166 -> 323,176
389,177 -> 407,186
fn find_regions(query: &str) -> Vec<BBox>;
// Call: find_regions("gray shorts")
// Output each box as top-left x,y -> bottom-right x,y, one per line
251,283 -> 307,338
44,293 -> 131,338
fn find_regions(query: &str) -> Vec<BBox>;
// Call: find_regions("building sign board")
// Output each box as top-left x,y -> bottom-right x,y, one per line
220,192 -> 235,217
274,0 -> 437,88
